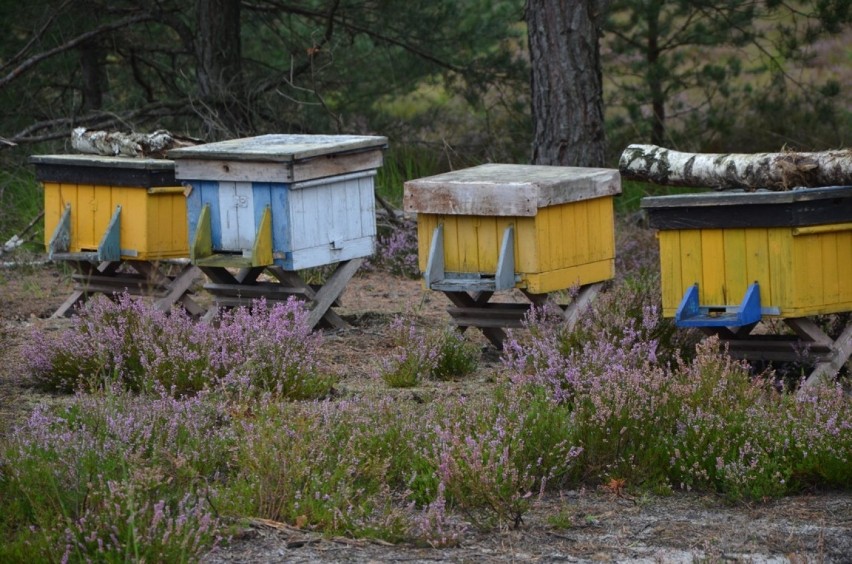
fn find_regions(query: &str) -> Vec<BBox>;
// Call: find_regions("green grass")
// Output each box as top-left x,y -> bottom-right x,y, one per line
0,166 -> 42,246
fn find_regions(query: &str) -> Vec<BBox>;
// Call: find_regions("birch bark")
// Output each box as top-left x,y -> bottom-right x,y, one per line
619,144 -> 852,190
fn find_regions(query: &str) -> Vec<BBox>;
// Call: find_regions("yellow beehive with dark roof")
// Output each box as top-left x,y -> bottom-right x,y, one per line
32,155 -> 188,261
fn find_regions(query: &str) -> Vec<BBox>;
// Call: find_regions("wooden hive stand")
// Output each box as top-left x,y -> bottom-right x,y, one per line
404,164 -> 622,348
168,134 -> 387,328
642,186 -> 852,386
31,155 -> 205,318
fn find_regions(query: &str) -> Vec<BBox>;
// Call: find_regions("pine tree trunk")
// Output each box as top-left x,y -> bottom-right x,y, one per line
195,0 -> 248,136
526,0 -> 609,167
619,144 -> 852,190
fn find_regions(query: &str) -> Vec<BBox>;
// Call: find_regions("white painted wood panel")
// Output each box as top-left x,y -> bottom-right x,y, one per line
288,236 -> 375,270
218,181 -> 255,251
359,176 -> 377,238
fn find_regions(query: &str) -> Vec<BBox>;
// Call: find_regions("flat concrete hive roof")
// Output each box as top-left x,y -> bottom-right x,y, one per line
168,134 -> 388,162
403,163 -> 621,217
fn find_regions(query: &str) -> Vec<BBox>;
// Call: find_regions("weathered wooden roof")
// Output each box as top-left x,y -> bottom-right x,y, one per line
641,185 -> 852,229
29,154 -> 176,187
403,163 -> 621,217
167,134 -> 388,162
29,154 -> 175,169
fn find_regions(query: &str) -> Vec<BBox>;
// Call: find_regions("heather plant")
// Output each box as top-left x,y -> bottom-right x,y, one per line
379,316 -> 439,388
369,217 -> 420,278
505,288 -> 852,500
422,387 -> 581,529
23,294 -> 332,399
431,327 -> 480,381
379,317 -> 479,387
220,397 -> 409,540
0,388 -> 231,561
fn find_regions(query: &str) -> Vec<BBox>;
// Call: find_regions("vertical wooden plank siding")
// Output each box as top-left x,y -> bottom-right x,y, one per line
819,234 -> 840,305
657,231 -> 683,317
794,232 -> 822,309
678,230 -> 703,305
456,216 -> 479,271
514,216 -> 539,274
837,230 -> 852,304
743,229 -> 772,308
42,180 -> 187,259
699,229 -> 726,304
766,228 -> 792,314
358,176 -> 377,240
659,224 -> 852,318
722,229 -> 748,304
477,216 -> 499,273
42,182 -> 63,248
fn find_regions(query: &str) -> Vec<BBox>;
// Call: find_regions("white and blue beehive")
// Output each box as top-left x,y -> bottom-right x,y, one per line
168,134 -> 387,270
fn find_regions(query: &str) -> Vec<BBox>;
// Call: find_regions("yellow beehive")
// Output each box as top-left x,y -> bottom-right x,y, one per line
642,187 -> 852,318
404,164 -> 621,294
32,155 -> 188,260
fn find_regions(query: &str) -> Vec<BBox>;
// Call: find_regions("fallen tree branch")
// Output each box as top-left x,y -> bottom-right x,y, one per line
71,128 -> 201,158
619,144 -> 852,190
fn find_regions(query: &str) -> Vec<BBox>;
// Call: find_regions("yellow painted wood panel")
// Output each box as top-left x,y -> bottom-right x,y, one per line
699,229 -> 726,305
42,183 -> 63,248
42,181 -> 188,259
526,259 -> 614,294
415,201 -> 615,291
658,225 -> 852,319
74,184 -> 98,251
744,229 -> 773,307
458,216 -> 481,272
722,229 -> 748,305
416,214 -> 438,272
513,216 -> 539,274
819,234 -> 840,305
766,228 -> 793,314
837,231 -> 852,304
658,231 -> 683,317
477,217 -> 499,273
678,230 -> 703,304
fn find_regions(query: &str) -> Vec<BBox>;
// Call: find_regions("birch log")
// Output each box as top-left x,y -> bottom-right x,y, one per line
619,144 -> 852,190
71,128 -> 199,158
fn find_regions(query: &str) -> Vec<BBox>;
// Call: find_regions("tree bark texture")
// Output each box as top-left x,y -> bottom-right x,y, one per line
71,128 -> 199,158
195,0 -> 248,136
526,0 -> 608,168
619,144 -> 852,190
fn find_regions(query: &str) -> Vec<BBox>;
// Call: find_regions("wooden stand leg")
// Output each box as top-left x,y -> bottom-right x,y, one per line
443,282 -> 605,350
794,319 -> 852,388
53,260 -> 207,318
704,316 -> 851,387
52,261 -> 118,317
444,291 -> 508,349
200,260 -> 362,330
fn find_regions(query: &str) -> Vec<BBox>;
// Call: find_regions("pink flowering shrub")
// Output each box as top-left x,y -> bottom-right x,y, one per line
378,316 -> 479,387
23,294 -> 332,399
504,283 -> 852,500
368,217 -> 420,278
1,389 -> 230,560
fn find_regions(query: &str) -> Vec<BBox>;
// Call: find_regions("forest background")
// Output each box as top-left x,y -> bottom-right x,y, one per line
0,0 -> 850,242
